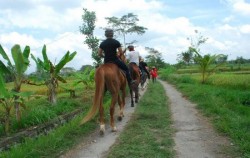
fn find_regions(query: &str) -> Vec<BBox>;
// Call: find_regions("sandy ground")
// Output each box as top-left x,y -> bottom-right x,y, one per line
60,80 -> 235,158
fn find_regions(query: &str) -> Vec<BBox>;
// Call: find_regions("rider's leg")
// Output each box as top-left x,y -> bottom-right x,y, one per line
115,59 -> 132,84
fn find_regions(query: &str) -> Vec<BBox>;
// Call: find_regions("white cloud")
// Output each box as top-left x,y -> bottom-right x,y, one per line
240,25 -> 250,34
1,0 -> 250,70
233,0 -> 250,15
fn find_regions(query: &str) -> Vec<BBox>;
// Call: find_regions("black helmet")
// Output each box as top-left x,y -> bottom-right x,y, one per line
105,29 -> 114,37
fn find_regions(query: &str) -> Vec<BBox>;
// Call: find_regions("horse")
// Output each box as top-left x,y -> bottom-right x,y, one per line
120,50 -> 140,107
80,63 -> 127,135
140,69 -> 147,90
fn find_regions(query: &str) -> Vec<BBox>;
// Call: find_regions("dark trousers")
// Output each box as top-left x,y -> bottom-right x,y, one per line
139,66 -> 150,79
113,59 -> 132,84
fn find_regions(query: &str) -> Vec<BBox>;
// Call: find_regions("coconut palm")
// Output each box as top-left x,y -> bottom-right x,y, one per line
190,47 -> 225,83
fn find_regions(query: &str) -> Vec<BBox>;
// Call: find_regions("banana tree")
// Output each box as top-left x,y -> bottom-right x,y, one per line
0,44 -> 30,122
0,74 -> 32,134
30,45 -> 77,104
190,47 -> 225,83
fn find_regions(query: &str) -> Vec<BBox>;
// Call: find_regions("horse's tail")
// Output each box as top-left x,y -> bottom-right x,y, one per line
80,68 -> 105,125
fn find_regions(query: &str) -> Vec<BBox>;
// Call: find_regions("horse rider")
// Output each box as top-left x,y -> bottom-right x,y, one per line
126,45 -> 140,66
98,28 -> 133,86
139,57 -> 150,79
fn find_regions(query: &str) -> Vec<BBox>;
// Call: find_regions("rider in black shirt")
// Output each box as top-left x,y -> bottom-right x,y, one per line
98,29 -> 132,85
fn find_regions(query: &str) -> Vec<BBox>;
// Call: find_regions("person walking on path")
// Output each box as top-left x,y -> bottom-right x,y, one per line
150,66 -> 158,83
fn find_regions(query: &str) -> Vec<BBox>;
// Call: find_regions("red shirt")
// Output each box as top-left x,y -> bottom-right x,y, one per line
150,68 -> 158,78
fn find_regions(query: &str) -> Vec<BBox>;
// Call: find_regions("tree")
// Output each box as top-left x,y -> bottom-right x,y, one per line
80,8 -> 101,67
187,30 -> 208,52
215,54 -> 228,64
30,45 -> 76,104
186,30 -> 225,83
105,13 -> 147,48
178,49 -> 193,65
0,44 -> 30,122
235,56 -> 245,69
144,47 -> 166,69
0,74 -> 31,134
190,47 -> 225,83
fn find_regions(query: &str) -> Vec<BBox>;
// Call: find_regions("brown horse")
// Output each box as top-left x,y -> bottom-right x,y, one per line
120,50 -> 140,107
80,63 -> 127,135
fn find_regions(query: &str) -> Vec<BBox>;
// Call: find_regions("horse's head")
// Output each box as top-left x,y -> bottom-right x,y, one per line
119,49 -> 127,63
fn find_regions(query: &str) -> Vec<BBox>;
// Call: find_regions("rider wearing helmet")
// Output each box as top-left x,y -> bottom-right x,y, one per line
98,29 -> 132,85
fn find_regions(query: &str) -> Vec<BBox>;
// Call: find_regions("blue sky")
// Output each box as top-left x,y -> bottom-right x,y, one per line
0,0 -> 250,73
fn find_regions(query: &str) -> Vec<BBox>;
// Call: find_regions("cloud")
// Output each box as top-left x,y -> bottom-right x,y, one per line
233,0 -> 250,15
222,0 -> 250,16
240,25 -> 250,34
1,0 -> 250,70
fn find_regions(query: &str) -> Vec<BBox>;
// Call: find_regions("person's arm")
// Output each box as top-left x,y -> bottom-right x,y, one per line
98,48 -> 104,57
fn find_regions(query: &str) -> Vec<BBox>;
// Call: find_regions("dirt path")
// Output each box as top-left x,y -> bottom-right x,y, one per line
159,80 -> 234,158
61,80 -> 235,158
60,82 -> 148,158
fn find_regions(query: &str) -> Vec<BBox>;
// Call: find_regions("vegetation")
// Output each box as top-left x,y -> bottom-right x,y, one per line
107,82 -> 174,158
105,13 -> 147,47
0,74 -> 31,134
144,47 -> 167,69
80,8 -> 101,67
159,65 -> 250,157
0,44 -> 31,122
30,45 -> 76,104
190,47 -> 225,83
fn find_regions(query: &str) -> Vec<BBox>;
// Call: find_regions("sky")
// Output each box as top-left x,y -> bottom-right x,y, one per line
0,0 -> 250,73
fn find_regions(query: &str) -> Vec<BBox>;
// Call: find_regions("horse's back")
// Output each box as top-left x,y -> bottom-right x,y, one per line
95,63 -> 126,90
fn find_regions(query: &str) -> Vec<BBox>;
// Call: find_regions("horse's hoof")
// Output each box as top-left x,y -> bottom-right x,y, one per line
118,116 -> 122,121
100,130 -> 104,136
112,126 -> 117,132
131,104 -> 134,107
100,124 -> 105,136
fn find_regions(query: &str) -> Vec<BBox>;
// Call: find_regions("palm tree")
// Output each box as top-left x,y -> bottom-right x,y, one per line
190,47 -> 225,83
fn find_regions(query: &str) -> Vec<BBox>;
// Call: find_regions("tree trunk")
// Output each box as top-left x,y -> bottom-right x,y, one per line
47,78 -> 57,105
14,84 -> 21,122
5,108 -> 11,135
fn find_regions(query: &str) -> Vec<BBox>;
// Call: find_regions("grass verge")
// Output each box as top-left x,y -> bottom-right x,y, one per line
107,82 -> 174,158
161,75 -> 250,158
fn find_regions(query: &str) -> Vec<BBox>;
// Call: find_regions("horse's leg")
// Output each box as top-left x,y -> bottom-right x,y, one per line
121,88 -> 126,116
117,93 -> 123,121
99,95 -> 105,135
110,93 -> 118,132
130,88 -> 134,107
135,85 -> 139,103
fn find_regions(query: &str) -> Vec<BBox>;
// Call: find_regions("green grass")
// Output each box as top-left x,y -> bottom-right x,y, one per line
0,114 -> 97,158
160,72 -> 250,158
107,82 -> 174,158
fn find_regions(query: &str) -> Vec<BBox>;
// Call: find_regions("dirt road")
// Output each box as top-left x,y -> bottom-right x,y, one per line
159,80 -> 234,158
61,80 -> 235,158
60,82 -> 148,158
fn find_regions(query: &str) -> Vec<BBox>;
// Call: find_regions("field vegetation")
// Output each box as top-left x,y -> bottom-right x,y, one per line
159,63 -> 250,157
